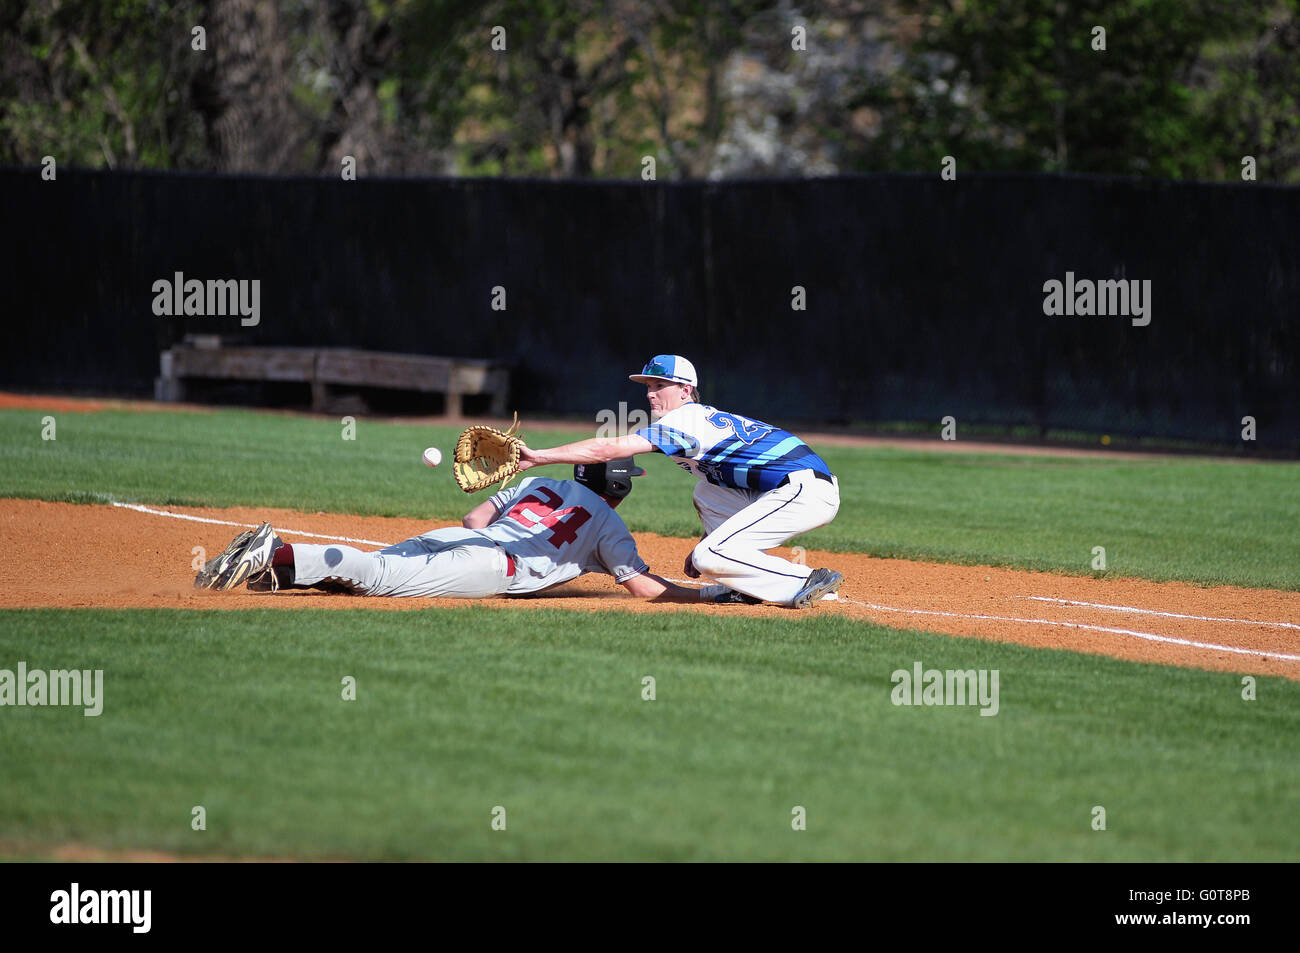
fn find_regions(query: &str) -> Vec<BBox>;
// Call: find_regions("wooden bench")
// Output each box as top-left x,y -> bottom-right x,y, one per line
155,338 -> 509,417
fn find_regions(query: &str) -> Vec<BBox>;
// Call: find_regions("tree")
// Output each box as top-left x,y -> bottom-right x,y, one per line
2,0 -> 1295,181
0,0 -> 207,169
840,0 -> 1299,182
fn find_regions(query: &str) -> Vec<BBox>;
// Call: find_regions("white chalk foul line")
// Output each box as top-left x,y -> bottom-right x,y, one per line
110,502 -> 393,548
1018,595 -> 1299,631
110,503 -> 1295,662
838,597 -> 1300,663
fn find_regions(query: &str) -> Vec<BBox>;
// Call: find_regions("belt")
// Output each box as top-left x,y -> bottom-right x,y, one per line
777,469 -> 834,489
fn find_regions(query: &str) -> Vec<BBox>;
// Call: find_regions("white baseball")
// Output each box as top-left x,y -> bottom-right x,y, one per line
422,447 -> 442,468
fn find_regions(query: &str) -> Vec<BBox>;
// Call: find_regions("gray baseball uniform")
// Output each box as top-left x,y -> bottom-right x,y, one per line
289,476 -> 648,598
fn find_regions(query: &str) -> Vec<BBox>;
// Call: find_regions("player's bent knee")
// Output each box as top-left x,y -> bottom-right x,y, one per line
691,541 -> 729,577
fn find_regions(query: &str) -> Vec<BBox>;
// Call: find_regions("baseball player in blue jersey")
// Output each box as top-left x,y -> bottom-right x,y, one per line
194,458 -> 738,603
518,355 -> 843,608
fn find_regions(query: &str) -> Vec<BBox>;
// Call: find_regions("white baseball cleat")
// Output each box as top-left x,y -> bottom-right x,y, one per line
194,527 -> 257,589
211,522 -> 280,591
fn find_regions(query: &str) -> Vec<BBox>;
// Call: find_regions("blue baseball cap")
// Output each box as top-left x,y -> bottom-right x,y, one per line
629,354 -> 698,387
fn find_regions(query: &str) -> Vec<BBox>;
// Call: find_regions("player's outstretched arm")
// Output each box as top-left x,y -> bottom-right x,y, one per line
519,434 -> 653,471
621,571 -> 704,603
462,498 -> 500,529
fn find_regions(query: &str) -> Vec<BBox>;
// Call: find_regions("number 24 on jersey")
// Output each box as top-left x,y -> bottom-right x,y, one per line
507,487 -> 591,548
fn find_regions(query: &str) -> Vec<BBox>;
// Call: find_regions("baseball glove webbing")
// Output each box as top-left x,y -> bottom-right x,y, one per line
453,412 -> 525,493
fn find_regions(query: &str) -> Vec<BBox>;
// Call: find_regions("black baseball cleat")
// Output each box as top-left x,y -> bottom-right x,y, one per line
194,526 -> 257,589
211,522 -> 281,591
791,568 -> 844,609
711,588 -> 763,604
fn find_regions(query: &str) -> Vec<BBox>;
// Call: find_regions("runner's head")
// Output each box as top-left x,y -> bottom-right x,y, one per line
574,457 -> 646,506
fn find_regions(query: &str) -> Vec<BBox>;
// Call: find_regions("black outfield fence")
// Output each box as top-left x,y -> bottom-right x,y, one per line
1,168 -> 1295,449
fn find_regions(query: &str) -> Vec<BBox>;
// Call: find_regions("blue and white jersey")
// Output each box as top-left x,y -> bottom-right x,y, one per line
635,403 -> 832,492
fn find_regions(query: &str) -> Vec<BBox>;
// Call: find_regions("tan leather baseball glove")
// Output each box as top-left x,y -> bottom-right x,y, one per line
453,412 -> 525,493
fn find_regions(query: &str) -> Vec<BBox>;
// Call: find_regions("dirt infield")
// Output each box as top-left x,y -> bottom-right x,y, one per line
2,498 -> 1296,681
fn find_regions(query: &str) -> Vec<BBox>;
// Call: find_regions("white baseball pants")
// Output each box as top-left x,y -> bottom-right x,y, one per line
291,527 -> 513,598
689,469 -> 841,606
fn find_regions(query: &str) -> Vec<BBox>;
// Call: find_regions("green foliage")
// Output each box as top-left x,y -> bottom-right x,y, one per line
2,0 -> 1294,180
864,0 -> 1300,181
0,0 -> 207,169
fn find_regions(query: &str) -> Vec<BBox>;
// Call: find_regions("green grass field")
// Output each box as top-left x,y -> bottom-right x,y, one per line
2,406 -> 1297,588
3,609 -> 1297,861
1,402 -> 1298,861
